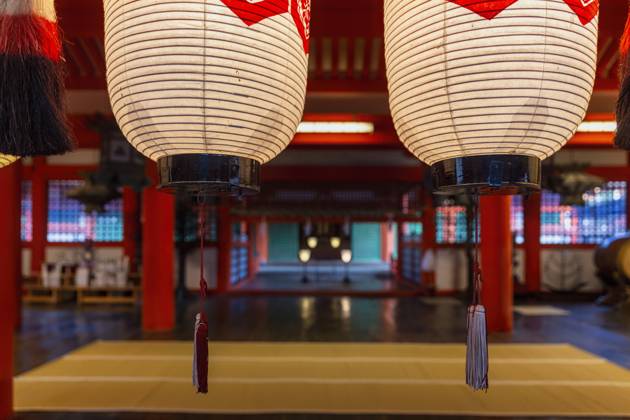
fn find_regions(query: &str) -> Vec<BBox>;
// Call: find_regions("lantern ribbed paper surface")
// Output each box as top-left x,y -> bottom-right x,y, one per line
0,154 -> 17,167
384,0 -> 598,169
104,0 -> 310,167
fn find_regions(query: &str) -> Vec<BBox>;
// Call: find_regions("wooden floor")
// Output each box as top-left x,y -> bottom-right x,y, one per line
238,263 -> 402,292
13,294 -> 630,419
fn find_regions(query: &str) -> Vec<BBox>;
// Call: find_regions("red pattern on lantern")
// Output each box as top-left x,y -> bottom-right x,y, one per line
446,0 -> 518,20
220,0 -> 310,53
446,0 -> 598,25
562,0 -> 599,26
290,0 -> 310,54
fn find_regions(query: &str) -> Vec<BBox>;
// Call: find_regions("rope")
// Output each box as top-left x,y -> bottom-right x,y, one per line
198,199 -> 207,302
472,193 -> 482,306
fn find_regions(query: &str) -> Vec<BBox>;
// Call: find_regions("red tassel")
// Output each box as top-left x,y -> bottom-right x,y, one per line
0,15 -> 61,60
193,312 -> 209,394
615,6 -> 630,149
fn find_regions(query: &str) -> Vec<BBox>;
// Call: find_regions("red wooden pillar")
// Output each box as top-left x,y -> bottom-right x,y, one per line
122,188 -> 139,272
31,157 -> 47,275
0,161 -> 21,419
380,223 -> 391,262
258,219 -> 268,264
422,198 -> 437,290
247,221 -> 257,279
480,195 -> 513,333
216,201 -> 232,292
524,192 -> 541,293
142,188 -> 174,331
396,219 -> 404,279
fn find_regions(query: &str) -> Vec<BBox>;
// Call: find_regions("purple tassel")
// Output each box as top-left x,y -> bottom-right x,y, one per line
466,304 -> 488,391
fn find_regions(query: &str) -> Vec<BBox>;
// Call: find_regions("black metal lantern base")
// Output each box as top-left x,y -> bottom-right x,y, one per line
157,154 -> 260,195
431,155 -> 541,195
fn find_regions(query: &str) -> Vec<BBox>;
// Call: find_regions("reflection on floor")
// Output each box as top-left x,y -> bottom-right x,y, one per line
14,295 -> 630,419
240,262 -> 406,292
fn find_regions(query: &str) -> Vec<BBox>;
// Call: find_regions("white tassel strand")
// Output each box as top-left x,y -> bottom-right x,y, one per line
466,304 -> 489,391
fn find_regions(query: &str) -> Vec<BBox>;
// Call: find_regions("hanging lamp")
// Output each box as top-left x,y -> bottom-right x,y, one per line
0,154 -> 17,168
384,0 -> 599,194
104,0 -> 311,395
104,0 -> 311,194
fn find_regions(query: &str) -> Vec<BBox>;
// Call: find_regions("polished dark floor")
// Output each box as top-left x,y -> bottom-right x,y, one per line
239,262 -> 403,292
14,294 -> 630,419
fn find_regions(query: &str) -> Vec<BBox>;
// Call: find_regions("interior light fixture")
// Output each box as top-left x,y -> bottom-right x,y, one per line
341,249 -> 353,264
297,122 -> 375,134
298,249 -> 312,264
576,121 -> 617,133
307,236 -> 318,249
330,236 -> 341,249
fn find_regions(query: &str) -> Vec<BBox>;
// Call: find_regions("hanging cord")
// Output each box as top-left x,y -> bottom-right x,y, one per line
472,194 -> 482,306
199,201 -> 208,303
193,194 -> 209,394
466,192 -> 488,391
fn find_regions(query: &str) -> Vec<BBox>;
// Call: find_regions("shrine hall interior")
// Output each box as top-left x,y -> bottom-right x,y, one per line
4,0 -> 630,418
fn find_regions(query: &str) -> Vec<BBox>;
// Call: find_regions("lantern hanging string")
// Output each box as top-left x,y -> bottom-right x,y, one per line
472,195 -> 481,307
466,192 -> 488,391
193,193 -> 209,394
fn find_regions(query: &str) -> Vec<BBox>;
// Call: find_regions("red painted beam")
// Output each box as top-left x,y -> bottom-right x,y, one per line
239,215 -> 421,223
567,132 -> 614,148
261,165 -> 423,183
142,188 -> 175,331
58,0 -> 104,35
480,195 -> 513,333
291,132 -> 400,147
67,112 -> 620,151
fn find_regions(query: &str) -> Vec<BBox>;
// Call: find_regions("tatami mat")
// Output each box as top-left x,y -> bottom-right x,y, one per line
15,341 -> 630,416
514,305 -> 571,316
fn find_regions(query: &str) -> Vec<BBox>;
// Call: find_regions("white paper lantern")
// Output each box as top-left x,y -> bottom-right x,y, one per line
0,155 -> 17,168
104,0 -> 310,192
384,0 -> 599,192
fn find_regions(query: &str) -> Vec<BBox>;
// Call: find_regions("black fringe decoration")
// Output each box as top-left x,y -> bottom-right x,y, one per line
615,73 -> 630,149
0,55 -> 73,156
614,11 -> 630,149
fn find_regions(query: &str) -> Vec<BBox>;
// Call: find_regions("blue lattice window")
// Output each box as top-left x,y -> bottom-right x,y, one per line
47,180 -> 123,242
436,205 -> 467,244
541,181 -> 627,245
436,198 -> 524,245
402,222 -> 422,243
511,195 -> 524,245
21,181 -> 32,241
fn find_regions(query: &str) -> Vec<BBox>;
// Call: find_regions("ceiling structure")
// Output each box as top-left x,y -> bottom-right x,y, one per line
56,0 -> 629,186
